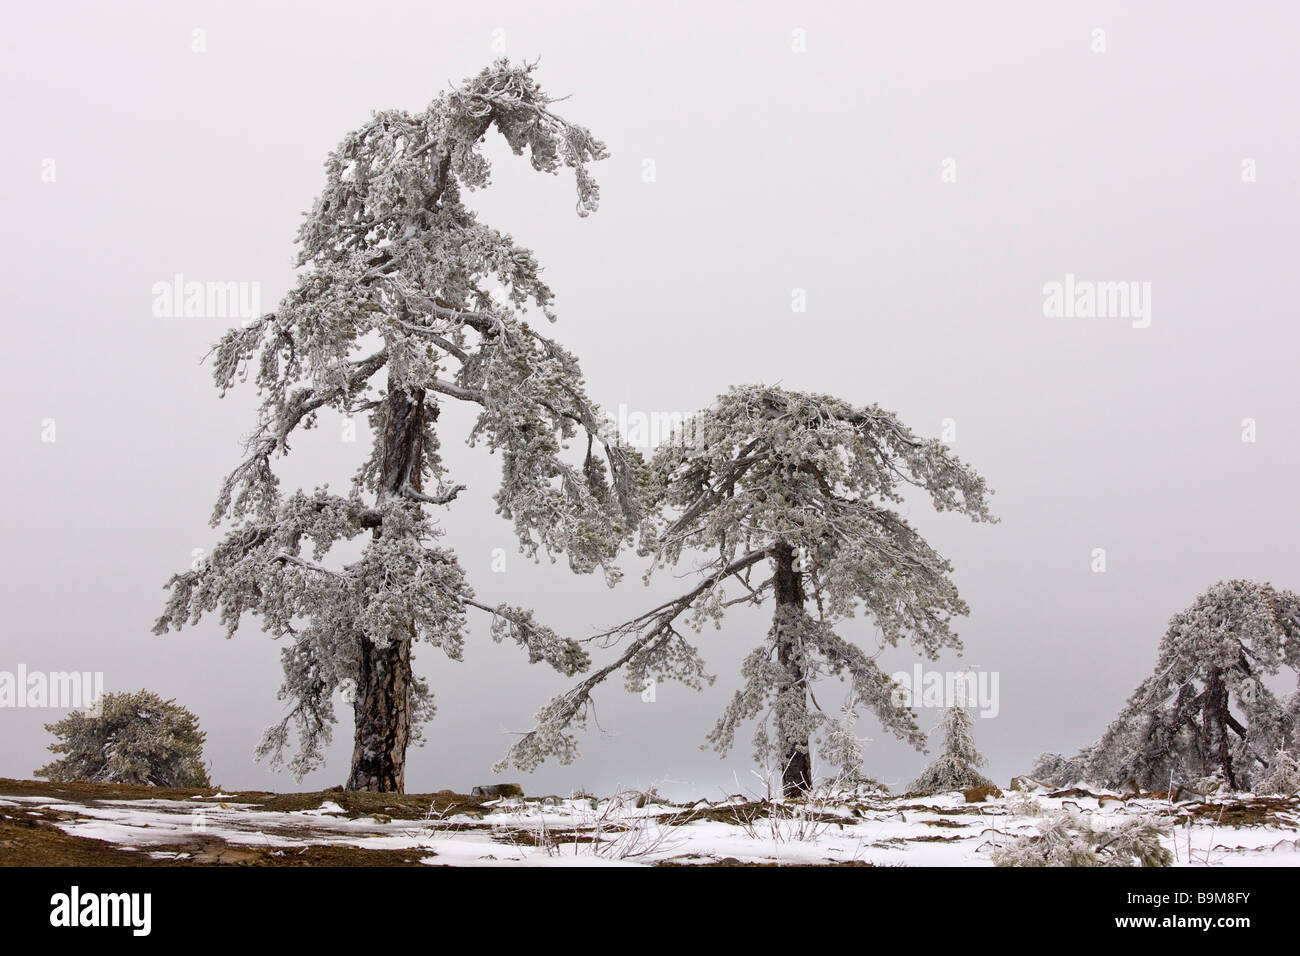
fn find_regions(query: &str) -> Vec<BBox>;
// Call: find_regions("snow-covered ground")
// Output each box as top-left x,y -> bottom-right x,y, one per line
3,782 -> 1298,866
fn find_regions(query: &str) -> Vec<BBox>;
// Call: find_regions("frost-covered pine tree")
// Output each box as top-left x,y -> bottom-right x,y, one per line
154,61 -> 644,793
1035,580 -> 1300,792
908,698 -> 993,795
37,690 -> 211,788
498,385 -> 995,795
820,699 -> 870,787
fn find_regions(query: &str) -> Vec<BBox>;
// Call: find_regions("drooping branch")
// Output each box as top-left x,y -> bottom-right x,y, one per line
461,598 -> 589,676
496,549 -> 768,772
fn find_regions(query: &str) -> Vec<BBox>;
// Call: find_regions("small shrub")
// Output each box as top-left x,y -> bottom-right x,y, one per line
992,809 -> 1172,867
36,689 -> 210,788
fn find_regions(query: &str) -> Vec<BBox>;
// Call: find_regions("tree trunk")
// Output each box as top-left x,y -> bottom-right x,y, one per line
772,541 -> 812,798
346,385 -> 428,793
1200,666 -> 1237,790
347,634 -> 411,792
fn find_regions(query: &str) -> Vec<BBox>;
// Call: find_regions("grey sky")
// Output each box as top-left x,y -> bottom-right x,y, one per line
2,1 -> 1297,798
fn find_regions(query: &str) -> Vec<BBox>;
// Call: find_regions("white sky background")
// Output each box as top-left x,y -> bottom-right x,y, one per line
1,1 -> 1298,798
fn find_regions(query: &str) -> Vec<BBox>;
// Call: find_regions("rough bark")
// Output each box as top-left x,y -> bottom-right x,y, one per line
347,632 -> 412,792
1200,666 -> 1237,789
773,541 -> 813,797
346,385 -> 428,792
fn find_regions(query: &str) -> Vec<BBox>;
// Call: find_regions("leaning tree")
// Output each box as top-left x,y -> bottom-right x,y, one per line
498,385 -> 995,795
1035,580 -> 1300,791
154,61 -> 645,793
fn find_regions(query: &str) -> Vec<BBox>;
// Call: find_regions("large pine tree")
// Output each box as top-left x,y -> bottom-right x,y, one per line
154,61 -> 644,792
500,385 -> 994,795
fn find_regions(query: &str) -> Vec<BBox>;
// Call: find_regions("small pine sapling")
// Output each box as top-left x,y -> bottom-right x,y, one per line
991,810 -> 1173,868
908,697 -> 994,795
1255,748 -> 1300,795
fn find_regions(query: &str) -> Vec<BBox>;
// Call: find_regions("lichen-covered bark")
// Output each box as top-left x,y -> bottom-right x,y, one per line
377,385 -> 428,502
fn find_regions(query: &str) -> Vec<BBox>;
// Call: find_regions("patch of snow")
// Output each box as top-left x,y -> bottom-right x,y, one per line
4,786 -> 1296,867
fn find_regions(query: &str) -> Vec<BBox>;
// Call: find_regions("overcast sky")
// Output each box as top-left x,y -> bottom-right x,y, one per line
2,1 -> 1298,799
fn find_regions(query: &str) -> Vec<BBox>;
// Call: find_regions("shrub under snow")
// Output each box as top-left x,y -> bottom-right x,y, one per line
992,807 -> 1173,867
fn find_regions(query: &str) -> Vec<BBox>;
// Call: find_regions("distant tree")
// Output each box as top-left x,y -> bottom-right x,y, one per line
154,60 -> 644,793
498,385 -> 995,796
1034,580 -> 1300,791
908,699 -> 993,794
1255,748 -> 1300,795
37,690 -> 210,788
1029,750 -> 1087,786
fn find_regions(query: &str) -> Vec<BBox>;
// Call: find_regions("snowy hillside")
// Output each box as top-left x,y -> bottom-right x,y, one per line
2,778 -> 1296,867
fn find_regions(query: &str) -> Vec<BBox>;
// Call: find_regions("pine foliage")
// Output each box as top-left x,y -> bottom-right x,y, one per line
991,808 -> 1173,867
37,690 -> 211,788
